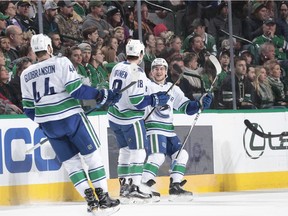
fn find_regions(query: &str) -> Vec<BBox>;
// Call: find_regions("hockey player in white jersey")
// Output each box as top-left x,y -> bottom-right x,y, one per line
107,39 -> 170,203
20,34 -> 121,216
142,58 -> 212,201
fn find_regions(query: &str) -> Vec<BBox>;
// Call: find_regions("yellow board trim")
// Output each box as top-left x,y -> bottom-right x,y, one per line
1,172 -> 288,205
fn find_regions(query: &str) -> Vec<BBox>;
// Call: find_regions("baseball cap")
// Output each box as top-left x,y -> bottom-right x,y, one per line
16,0 -> 31,7
0,12 -> 9,20
57,0 -> 75,8
263,17 -> 276,25
44,0 -> 58,10
78,43 -> 92,52
251,2 -> 266,14
153,23 -> 168,37
106,6 -> 120,17
89,0 -> 104,8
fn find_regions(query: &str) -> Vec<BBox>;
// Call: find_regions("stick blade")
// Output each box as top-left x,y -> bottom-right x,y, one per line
209,55 -> 222,75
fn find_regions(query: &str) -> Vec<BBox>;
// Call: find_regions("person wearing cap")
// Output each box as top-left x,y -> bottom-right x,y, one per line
277,1 -> 288,42
182,18 -> 217,56
208,1 -> 242,50
215,50 -> 230,93
55,0 -> 82,47
33,0 -> 60,35
11,0 -> 35,33
251,17 -> 288,62
243,2 -> 268,41
82,0 -> 113,39
73,0 -> 88,19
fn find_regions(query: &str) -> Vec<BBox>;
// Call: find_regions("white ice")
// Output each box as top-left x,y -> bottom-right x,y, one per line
1,190 -> 288,216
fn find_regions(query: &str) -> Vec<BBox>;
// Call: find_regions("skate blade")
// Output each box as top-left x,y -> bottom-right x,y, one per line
129,197 -> 152,204
119,197 -> 131,205
91,205 -> 120,216
151,195 -> 160,203
168,194 -> 193,202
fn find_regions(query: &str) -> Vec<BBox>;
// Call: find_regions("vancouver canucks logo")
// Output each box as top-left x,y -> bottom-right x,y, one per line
155,104 -> 170,119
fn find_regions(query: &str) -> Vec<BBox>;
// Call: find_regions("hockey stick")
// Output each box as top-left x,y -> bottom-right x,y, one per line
170,55 -> 222,170
26,64 -> 140,154
144,64 -> 184,121
244,119 -> 288,138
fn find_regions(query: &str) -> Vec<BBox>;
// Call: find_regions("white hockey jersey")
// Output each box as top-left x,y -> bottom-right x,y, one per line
107,61 -> 148,125
145,81 -> 190,137
20,56 -> 83,123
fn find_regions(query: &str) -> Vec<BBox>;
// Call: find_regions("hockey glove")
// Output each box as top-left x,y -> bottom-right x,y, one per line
96,89 -> 122,106
198,93 -> 212,110
151,91 -> 170,107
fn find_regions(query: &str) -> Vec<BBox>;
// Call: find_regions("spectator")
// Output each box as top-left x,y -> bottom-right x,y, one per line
124,7 -> 135,38
143,32 -> 156,66
258,42 -> 276,65
5,25 -> 23,62
0,65 -> 22,110
155,37 -> 165,57
183,18 -> 217,56
55,0 -> 82,47
253,65 -> 275,108
251,18 -> 288,62
73,0 -> 88,20
246,65 -> 256,84
264,59 -> 288,106
185,34 -> 207,68
243,2 -> 268,41
209,1 -> 243,50
82,0 -> 113,39
0,12 -> 9,36
90,46 -> 109,89
0,36 -> 11,70
48,32 -> 64,56
113,26 -> 126,57
153,23 -> 168,39
101,36 -> 118,63
219,57 -> 256,109
239,49 -> 254,65
167,34 -> 182,54
277,1 -> 288,42
82,26 -> 99,50
11,0 -> 35,33
0,92 -> 22,114
9,56 -> 33,110
216,50 -> 230,92
33,0 -> 60,35
182,52 -> 203,96
0,1 -> 16,26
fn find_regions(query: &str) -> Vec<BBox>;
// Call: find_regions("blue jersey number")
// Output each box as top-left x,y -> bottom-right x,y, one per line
112,79 -> 122,91
32,77 -> 55,102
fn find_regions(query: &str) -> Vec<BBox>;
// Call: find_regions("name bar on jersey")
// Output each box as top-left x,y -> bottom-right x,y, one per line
24,65 -> 56,82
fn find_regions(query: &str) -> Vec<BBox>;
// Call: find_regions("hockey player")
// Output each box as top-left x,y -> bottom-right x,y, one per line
142,58 -> 212,201
108,39 -> 170,203
20,34 -> 121,216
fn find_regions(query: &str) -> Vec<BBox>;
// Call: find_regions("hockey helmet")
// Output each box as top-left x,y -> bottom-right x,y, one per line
126,39 -> 145,57
30,34 -> 52,53
151,58 -> 168,70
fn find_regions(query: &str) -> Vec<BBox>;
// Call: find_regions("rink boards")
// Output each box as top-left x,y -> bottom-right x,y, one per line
1,110 -> 288,205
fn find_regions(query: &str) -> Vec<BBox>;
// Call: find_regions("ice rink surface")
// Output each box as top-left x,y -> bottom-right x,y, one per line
1,190 -> 288,216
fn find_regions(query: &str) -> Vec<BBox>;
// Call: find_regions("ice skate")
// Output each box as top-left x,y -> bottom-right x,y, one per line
128,179 -> 152,204
168,178 -> 193,202
84,188 -> 99,215
142,179 -> 161,202
119,178 -> 131,204
95,188 -> 120,216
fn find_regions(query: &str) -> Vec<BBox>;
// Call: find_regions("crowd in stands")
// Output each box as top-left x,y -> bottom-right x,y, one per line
1,0 -> 288,114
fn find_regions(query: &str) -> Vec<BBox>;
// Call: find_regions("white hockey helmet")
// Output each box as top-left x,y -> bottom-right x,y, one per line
151,58 -> 168,70
126,39 -> 145,57
30,34 -> 52,53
